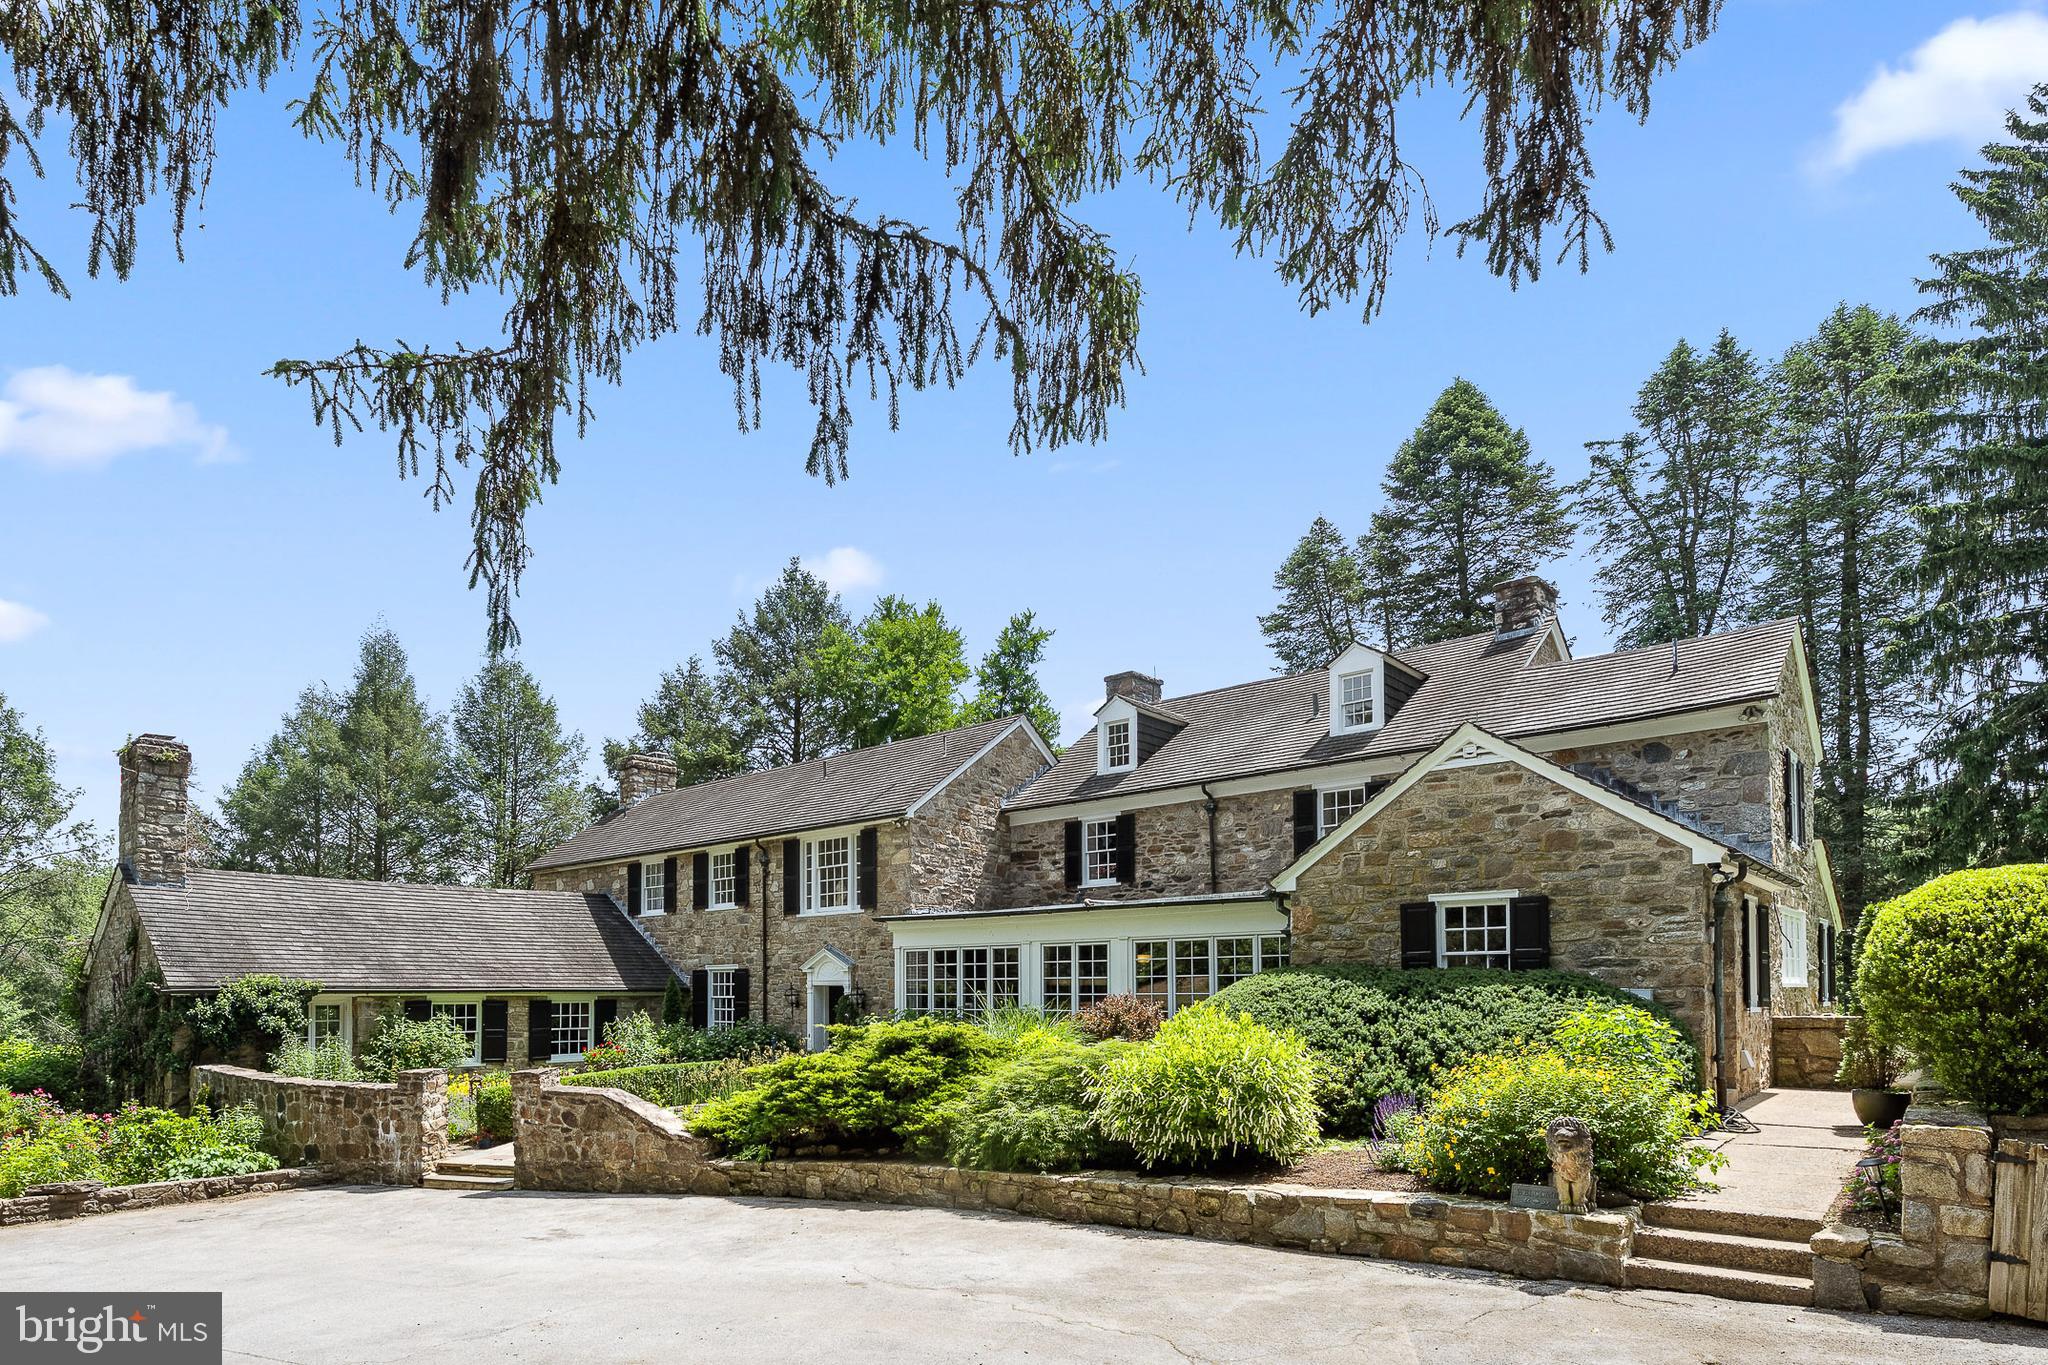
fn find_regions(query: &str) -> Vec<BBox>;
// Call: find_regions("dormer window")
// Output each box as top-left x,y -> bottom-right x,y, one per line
1338,670 -> 1374,730
1326,643 -> 1390,737
1105,719 -> 1132,769
1095,700 -> 1140,774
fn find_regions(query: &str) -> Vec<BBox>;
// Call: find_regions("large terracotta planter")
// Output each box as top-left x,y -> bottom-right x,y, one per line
1852,1087 -> 1911,1128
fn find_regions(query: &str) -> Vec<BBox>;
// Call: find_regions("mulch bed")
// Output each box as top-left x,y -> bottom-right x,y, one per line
1823,1179 -> 1899,1234
1242,1145 -> 1424,1192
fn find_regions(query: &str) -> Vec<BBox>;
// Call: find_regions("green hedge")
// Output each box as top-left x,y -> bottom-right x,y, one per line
1207,966 -> 1699,1135
562,1058 -> 771,1110
1858,864 -> 2048,1115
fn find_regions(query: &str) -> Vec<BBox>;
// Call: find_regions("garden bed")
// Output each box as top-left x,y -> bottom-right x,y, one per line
1243,1144 -> 1422,1192
0,1166 -> 335,1226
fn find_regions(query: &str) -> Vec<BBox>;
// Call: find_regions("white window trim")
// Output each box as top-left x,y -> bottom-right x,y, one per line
1781,908 -> 1809,987
1326,643 -> 1390,738
429,995 -> 487,1067
900,945 -> 1023,1018
306,995 -> 353,1049
1095,697 -> 1140,775
1316,780 -> 1372,838
1129,934 -> 1289,1016
547,993 -> 598,1062
707,846 -> 740,910
705,967 -> 741,1032
801,833 -> 859,916
641,857 -> 669,916
1432,894 -> 1515,970
1080,816 -> 1121,888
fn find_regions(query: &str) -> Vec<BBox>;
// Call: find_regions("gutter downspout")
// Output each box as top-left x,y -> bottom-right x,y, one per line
1200,782 -> 1220,894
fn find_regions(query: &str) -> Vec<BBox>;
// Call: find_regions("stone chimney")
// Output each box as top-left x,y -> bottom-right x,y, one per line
1491,575 -> 1560,637
118,734 -> 192,886
1104,671 -> 1163,706
616,751 -> 678,806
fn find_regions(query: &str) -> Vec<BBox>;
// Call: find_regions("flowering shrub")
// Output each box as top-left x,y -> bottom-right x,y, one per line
1395,1051 -> 1719,1201
1544,1001 -> 1696,1092
358,1013 -> 471,1080
1846,1120 -> 1902,1220
577,1040 -> 634,1071
1092,1005 -> 1320,1170
0,1094 -> 275,1198
1074,995 -> 1163,1043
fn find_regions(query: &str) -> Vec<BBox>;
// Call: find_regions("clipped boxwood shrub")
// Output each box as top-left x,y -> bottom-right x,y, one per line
561,1058 -> 766,1110
1093,1005 -> 1319,1170
1208,966 -> 1699,1135
473,1074 -> 514,1139
1857,864 -> 2048,1115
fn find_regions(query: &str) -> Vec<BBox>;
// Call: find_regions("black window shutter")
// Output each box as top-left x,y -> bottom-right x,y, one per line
1739,903 -> 1753,1007
858,827 -> 879,909
688,970 -> 708,1028
1292,790 -> 1318,856
1756,904 -> 1773,1009
1114,812 -> 1137,884
732,968 -> 752,1020
1399,902 -> 1437,969
1062,821 -> 1082,888
734,848 -> 751,905
627,860 -> 643,916
403,998 -> 430,1022
1782,750 -> 1795,844
783,839 -> 802,914
480,999 -> 509,1063
593,998 -> 619,1045
1507,895 -> 1552,970
528,999 -> 554,1060
691,852 -> 710,910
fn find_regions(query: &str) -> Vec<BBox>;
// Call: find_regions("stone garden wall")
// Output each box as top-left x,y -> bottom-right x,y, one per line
195,1065 -> 449,1185
1810,1104 -> 1995,1318
1772,1016 -> 1848,1089
0,1168 -> 334,1227
510,1070 -> 1632,1285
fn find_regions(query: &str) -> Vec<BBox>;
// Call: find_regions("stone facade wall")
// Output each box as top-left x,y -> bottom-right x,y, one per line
1773,1015 -> 1848,1089
908,727 -> 1050,910
1811,1106 -> 1995,1318
510,1070 -> 1631,1285
194,1065 -> 449,1184
1287,761 -> 1714,1047
999,788 -> 1298,907
81,881 -> 152,1034
0,1168 -> 334,1227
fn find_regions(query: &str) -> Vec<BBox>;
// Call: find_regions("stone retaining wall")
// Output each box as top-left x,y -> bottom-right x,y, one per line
195,1064 -> 449,1184
0,1168 -> 334,1227
1810,1104 -> 1994,1318
1772,1016 -> 1848,1089
511,1070 -> 1632,1285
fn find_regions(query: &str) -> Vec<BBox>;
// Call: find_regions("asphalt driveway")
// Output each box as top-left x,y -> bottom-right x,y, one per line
3,1186 -> 2044,1363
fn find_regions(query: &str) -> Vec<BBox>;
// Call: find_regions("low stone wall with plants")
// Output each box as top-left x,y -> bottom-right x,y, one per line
195,1065 -> 449,1184
510,1070 -> 1633,1285
1810,1105 -> 1994,1318
1771,1016 -> 1848,1089
0,1167 -> 334,1227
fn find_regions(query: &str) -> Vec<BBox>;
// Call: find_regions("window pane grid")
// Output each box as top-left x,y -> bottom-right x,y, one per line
643,861 -> 666,914
1105,720 -> 1132,768
710,851 -> 736,907
432,1002 -> 481,1061
1083,818 -> 1118,885
902,947 -> 1020,1018
709,970 -> 737,1030
1339,671 -> 1374,729
807,837 -> 852,911
550,1000 -> 591,1058
309,1003 -> 342,1046
1319,786 -> 1368,836
1441,902 -> 1511,969
1042,943 -> 1109,1014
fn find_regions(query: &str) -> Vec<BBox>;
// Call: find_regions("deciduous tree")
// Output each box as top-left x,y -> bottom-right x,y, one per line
0,693 -> 103,1042
815,596 -> 970,750
622,656 -> 747,787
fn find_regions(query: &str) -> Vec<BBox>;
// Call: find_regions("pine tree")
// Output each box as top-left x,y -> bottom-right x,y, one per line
715,560 -> 852,767
1575,332 -> 1771,647
218,687 -> 352,877
336,628 -> 461,882
450,656 -> 590,888
1380,379 -> 1574,642
628,656 -> 747,786
1355,517 -> 1413,650
1755,304 -> 1930,917
963,611 -> 1063,743
1900,86 -> 2048,872
815,596 -> 970,749
1259,517 -> 1368,671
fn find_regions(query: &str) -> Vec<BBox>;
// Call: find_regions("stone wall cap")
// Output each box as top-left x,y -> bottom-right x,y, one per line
1811,1224 -> 1872,1259
1902,1103 -> 1992,1131
25,1180 -> 106,1196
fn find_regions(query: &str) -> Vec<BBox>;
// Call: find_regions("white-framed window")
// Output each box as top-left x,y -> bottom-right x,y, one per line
804,835 -> 854,913
1318,785 -> 1369,837
902,947 -> 1021,1017
551,999 -> 593,1059
1041,943 -> 1110,1014
1781,908 -> 1809,987
432,1001 -> 483,1064
308,1000 -> 346,1048
709,849 -> 737,908
642,859 -> 667,915
1132,935 -> 1288,1016
1338,670 -> 1375,731
1104,719 -> 1133,770
1438,898 -> 1511,970
708,968 -> 738,1030
1082,817 -> 1120,887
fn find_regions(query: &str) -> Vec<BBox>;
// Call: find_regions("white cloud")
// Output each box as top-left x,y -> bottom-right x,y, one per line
1817,11 -> 2048,174
0,598 -> 50,644
802,546 -> 886,594
0,366 -> 232,469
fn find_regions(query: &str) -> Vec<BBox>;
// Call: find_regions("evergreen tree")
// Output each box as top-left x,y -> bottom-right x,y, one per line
1260,517 -> 1368,671
627,656 -> 747,786
1900,87 -> 2048,872
815,596 -> 970,749
1355,517 -> 1413,650
1575,332 -> 1771,647
963,611 -> 1063,743
1380,379 -> 1574,642
1756,304 -> 1930,917
450,656 -> 590,888
336,628 -> 461,882
219,688 -> 352,877
715,561 -> 852,767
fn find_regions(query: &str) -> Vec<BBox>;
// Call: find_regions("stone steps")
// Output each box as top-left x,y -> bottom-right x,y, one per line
1624,1256 -> 1815,1306
1632,1223 -> 1813,1278
422,1171 -> 514,1191
435,1157 -> 516,1178
1641,1200 -> 1822,1244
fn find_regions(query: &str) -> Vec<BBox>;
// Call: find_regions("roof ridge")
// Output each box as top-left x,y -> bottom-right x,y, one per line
628,713 -> 1024,806
189,867 -> 589,899
1527,616 -> 1796,670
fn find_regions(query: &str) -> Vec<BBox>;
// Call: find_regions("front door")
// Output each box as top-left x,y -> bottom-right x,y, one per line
808,984 -> 845,1051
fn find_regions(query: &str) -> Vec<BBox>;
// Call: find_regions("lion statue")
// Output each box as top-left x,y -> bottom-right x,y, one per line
1545,1116 -> 1597,1215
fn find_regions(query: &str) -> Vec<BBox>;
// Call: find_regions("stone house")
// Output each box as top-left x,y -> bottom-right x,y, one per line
80,737 -> 671,1098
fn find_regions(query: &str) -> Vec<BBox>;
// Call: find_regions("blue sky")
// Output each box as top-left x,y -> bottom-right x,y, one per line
3,2 -> 2042,827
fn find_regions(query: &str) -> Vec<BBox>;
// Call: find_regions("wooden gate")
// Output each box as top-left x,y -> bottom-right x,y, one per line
1992,1138 -> 2048,1322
